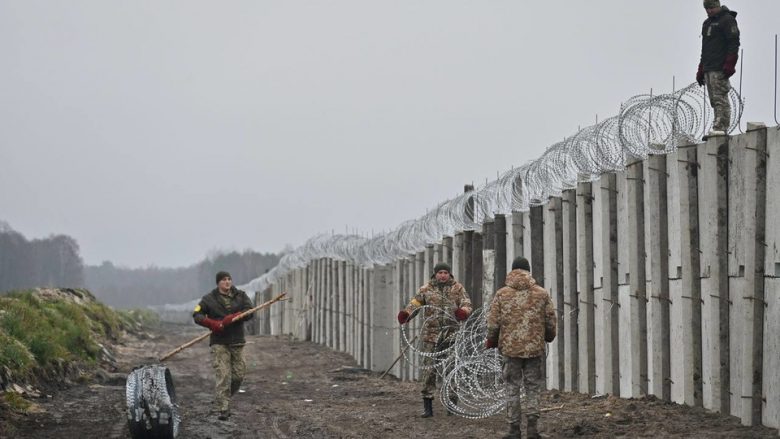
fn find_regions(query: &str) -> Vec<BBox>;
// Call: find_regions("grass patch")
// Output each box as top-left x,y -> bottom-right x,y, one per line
0,288 -> 158,382
2,392 -> 32,412
118,307 -> 160,328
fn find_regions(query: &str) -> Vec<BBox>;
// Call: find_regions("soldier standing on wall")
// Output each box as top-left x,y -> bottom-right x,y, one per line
397,262 -> 472,418
486,257 -> 557,439
696,0 -> 740,140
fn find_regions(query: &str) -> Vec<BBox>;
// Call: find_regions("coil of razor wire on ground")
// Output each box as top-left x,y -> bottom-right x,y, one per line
240,84 -> 743,292
126,364 -> 180,439
399,306 -> 514,419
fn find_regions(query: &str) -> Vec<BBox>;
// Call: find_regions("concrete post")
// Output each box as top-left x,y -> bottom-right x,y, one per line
673,145 -> 704,406
644,154 -> 671,401
363,268 -> 373,369
464,230 -> 474,300
576,182 -> 595,394
530,206 -> 545,288
494,214 -> 508,294
544,196 -> 564,389
698,136 -> 730,413
340,260 -> 348,352
453,233 -> 464,283
562,189 -> 579,392
511,211 -> 525,263
472,231 -> 484,311
425,245 -> 435,280
482,220 -> 495,306
730,124 -> 767,425
371,265 -> 395,371
617,162 -> 648,397
443,236 -> 453,266
761,126 -> 780,430
394,259 -> 405,380
600,173 -> 620,396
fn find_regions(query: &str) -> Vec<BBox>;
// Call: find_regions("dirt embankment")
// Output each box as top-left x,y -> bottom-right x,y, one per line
4,322 -> 778,438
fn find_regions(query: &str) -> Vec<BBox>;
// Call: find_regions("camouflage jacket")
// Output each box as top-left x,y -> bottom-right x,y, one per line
486,269 -> 556,358
403,276 -> 472,343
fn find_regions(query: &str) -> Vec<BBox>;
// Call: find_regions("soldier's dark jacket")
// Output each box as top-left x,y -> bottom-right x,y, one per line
193,286 -> 254,346
700,6 -> 740,72
403,276 -> 472,344
486,269 -> 556,358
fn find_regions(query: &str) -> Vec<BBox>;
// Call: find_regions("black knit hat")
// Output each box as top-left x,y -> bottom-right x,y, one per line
215,271 -> 232,284
433,262 -> 451,275
511,257 -> 530,272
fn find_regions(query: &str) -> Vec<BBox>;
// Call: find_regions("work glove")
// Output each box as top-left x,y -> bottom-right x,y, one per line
397,310 -> 410,325
723,53 -> 738,78
453,308 -> 469,322
222,312 -> 243,327
485,338 -> 497,349
696,63 -> 705,86
201,317 -> 224,334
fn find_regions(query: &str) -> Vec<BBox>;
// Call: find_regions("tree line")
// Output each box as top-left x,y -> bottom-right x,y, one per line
0,221 -> 282,308
0,221 -> 84,292
84,250 -> 281,308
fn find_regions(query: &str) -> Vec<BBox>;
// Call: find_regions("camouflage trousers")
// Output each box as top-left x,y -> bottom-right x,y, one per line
419,339 -> 456,400
705,71 -> 732,132
503,356 -> 543,425
211,343 -> 246,412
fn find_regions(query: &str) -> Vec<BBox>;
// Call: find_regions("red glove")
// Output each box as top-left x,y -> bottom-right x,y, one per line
397,310 -> 410,325
696,63 -> 705,86
723,53 -> 738,78
454,308 -> 469,321
485,338 -> 497,349
222,312 -> 243,326
201,317 -> 224,334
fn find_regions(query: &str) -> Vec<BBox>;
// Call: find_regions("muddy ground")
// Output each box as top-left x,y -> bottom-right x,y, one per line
3,323 -> 778,438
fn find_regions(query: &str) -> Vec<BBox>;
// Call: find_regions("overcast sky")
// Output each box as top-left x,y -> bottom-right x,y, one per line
1,1 -> 779,268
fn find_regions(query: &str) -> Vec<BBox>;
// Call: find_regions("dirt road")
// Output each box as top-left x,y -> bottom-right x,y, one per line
6,323 -> 778,438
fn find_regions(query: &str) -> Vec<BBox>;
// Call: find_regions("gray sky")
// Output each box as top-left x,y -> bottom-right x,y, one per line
2,1 -> 779,268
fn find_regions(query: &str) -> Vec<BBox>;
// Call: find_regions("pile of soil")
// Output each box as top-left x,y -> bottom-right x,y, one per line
4,323 -> 777,438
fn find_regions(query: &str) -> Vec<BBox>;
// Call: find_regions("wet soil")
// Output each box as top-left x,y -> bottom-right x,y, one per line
3,323 -> 778,438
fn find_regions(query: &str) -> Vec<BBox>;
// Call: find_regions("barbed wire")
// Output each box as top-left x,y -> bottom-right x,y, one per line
240,84 -> 743,291
399,306 -> 508,419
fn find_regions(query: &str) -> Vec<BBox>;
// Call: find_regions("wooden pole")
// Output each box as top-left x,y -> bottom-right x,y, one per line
380,334 -> 418,379
159,292 -> 288,362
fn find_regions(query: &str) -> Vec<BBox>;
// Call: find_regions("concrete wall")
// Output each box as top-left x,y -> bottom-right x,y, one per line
255,127 -> 779,431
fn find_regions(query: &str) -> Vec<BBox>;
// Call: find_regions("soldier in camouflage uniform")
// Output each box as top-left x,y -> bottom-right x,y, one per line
696,0 -> 740,139
193,271 -> 255,420
397,262 -> 472,418
486,257 -> 556,439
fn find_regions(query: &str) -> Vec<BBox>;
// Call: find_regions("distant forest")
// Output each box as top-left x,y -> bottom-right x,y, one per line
0,221 -> 85,292
84,251 -> 281,308
0,221 -> 282,309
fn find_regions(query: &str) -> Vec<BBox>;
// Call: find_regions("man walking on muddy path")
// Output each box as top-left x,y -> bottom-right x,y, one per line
397,262 -> 472,418
486,257 -> 556,439
696,0 -> 740,140
193,271 -> 255,421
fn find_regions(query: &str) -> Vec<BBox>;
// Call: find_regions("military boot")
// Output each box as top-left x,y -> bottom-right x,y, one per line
526,414 -> 540,439
502,423 -> 521,439
421,398 -> 433,418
